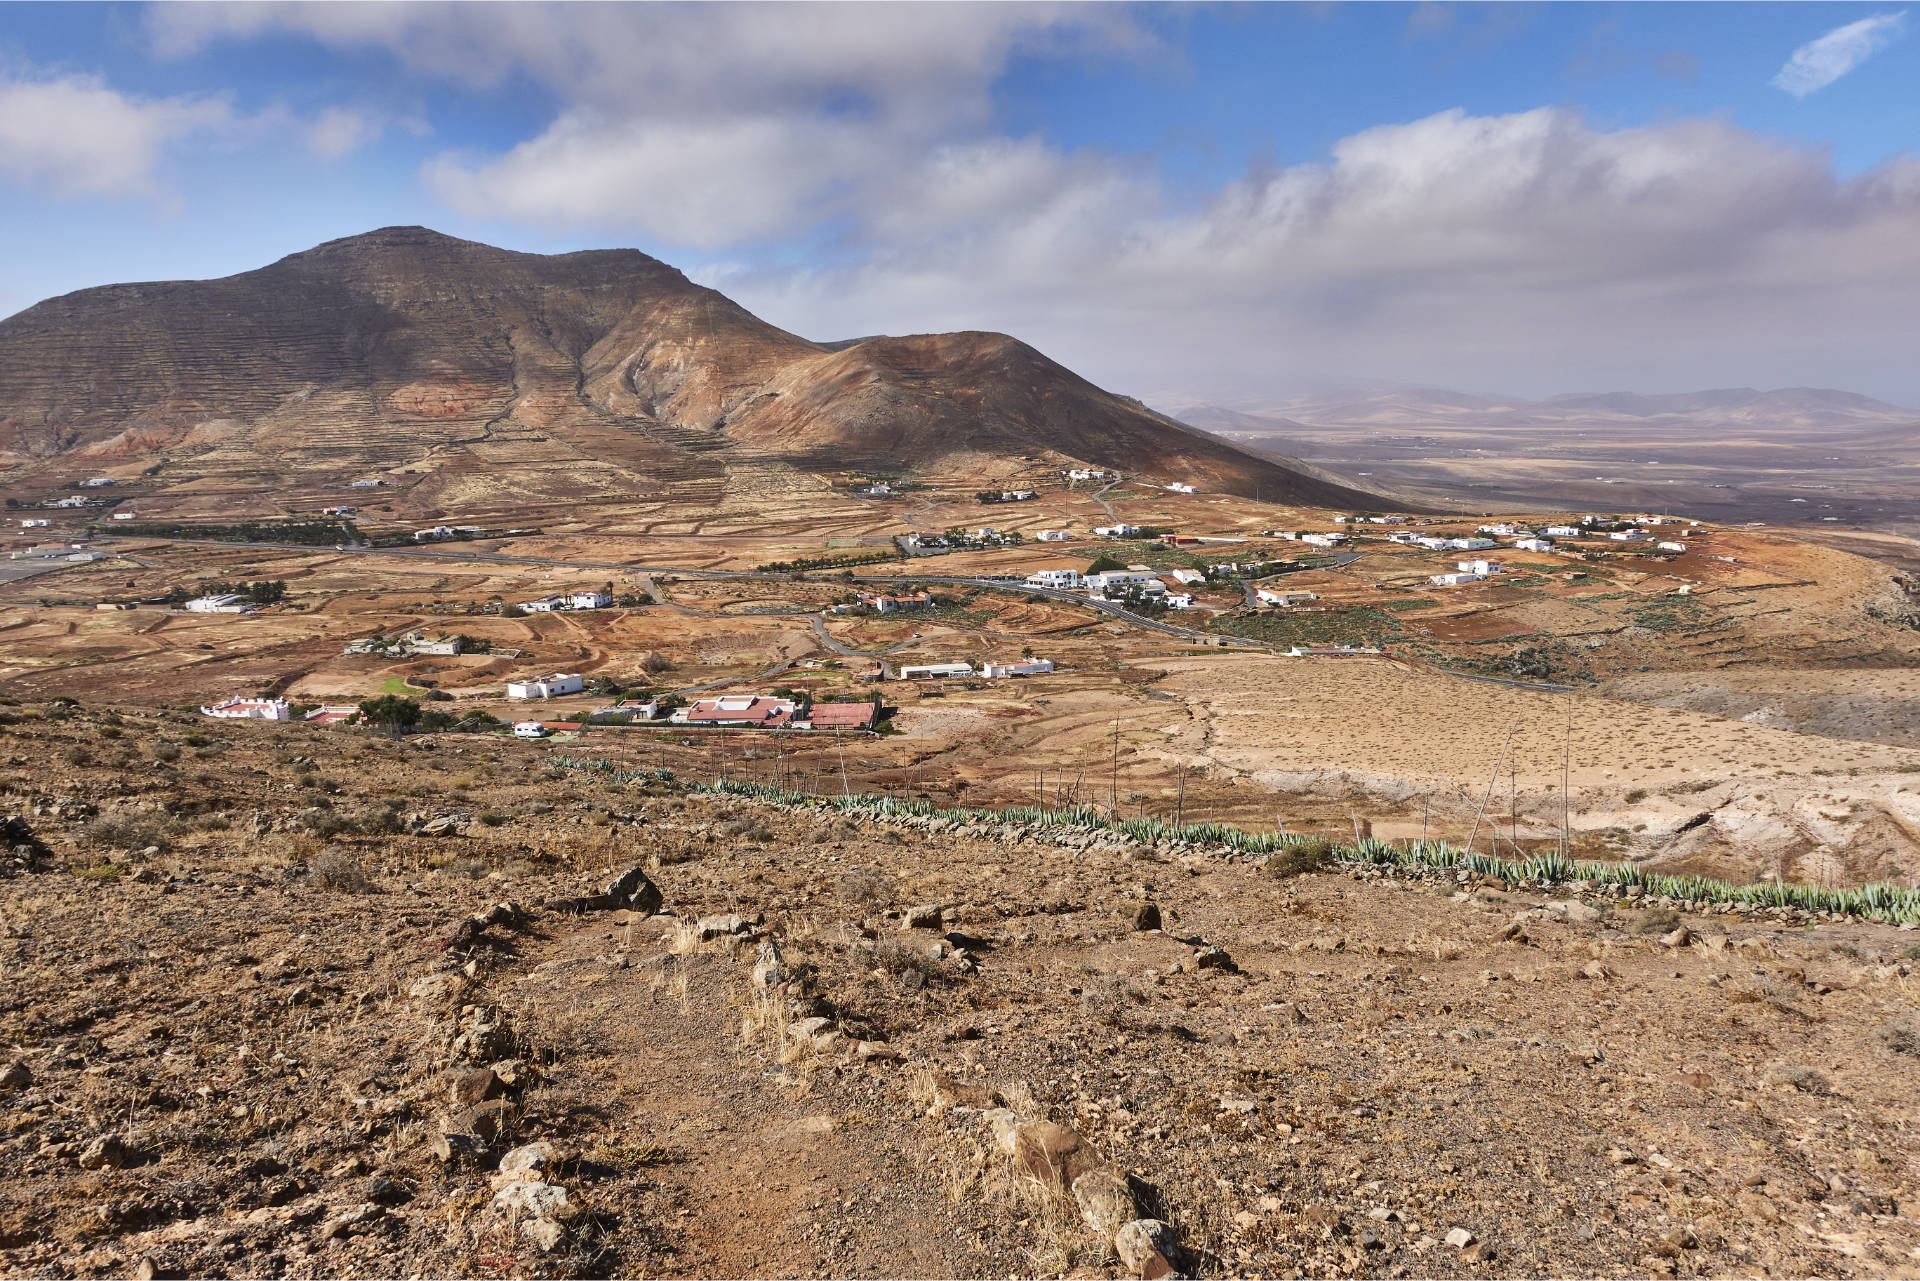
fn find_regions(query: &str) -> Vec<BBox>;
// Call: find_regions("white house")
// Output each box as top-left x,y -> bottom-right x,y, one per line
897,661 -> 973,680
1609,529 -> 1650,542
1301,533 -> 1347,548
1514,538 -> 1554,553
1065,468 -> 1109,481
1166,483 -> 1196,494
567,590 -> 612,609
53,497 -> 86,508
19,519 -> 48,528
1544,525 -> 1582,538
1025,568 -> 1082,590
1447,537 -> 1497,551
185,594 -> 253,614
1085,570 -> 1157,593
1035,530 -> 1073,542
1457,559 -> 1503,576
1411,535 -> 1451,550
1657,540 -> 1688,552
590,698 -> 660,722
200,697 -> 290,721
519,595 -> 565,612
81,477 -> 115,488
507,672 -> 584,699
1257,589 -> 1318,607
981,657 -> 1055,678
513,721 -> 549,739
1430,571 -> 1484,587
413,525 -> 455,542
111,512 -> 136,521
1164,593 -> 1198,609
1000,490 -> 1037,501
1170,569 -> 1206,585
1092,524 -> 1138,538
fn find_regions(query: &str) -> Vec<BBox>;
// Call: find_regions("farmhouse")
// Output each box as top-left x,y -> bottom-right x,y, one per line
1608,529 -> 1651,542
302,705 -> 359,725
506,673 -> 584,700
1165,483 -> 1196,493
1447,537 -> 1497,551
568,590 -> 612,609
1544,525 -> 1582,538
518,595 -> 565,612
1092,524 -> 1138,538
671,694 -> 798,727
1457,559 -> 1503,576
1256,589 -> 1319,607
111,512 -> 136,521
199,697 -> 290,721
413,525 -> 455,541
590,697 -> 661,722
1035,530 -> 1073,542
184,594 -> 253,614
1430,571 -> 1484,587
1024,569 -> 1082,590
1165,593 -> 1198,609
805,702 -> 878,730
1514,538 -> 1554,552
1301,533 -> 1348,548
1657,540 -> 1688,552
81,477 -> 115,488
858,591 -> 931,612
1170,569 -> 1206,585
897,661 -> 973,680
981,657 -> 1055,678
19,519 -> 48,528
1084,570 -> 1156,592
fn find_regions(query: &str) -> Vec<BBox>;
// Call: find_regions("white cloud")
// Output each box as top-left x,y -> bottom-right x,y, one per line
1772,11 -> 1906,97
0,73 -> 228,200
306,106 -> 377,159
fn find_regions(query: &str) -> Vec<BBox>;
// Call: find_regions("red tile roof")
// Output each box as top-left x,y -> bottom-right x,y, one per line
807,702 -> 877,729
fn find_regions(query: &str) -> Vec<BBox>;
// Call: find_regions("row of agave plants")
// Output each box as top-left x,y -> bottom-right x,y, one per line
553,755 -> 1920,926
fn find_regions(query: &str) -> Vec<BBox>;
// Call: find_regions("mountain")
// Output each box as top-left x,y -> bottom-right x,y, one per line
0,226 -> 1378,514
1184,385 -> 1920,433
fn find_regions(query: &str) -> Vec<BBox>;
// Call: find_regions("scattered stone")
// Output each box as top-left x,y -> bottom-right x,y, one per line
1011,1120 -> 1092,1197
77,1134 -> 132,1170
1581,960 -> 1612,981
752,939 -> 785,989
1661,926 -> 1694,949
364,1176 -> 411,1206
903,903 -> 943,930
447,1067 -> 502,1110
418,815 -> 461,837
1193,945 -> 1236,971
0,1061 -> 30,1091
492,1179 -> 578,1224
500,1141 -> 555,1177
428,1131 -> 480,1164
448,1098 -> 518,1145
1446,1227 -> 1476,1248
1130,901 -> 1162,931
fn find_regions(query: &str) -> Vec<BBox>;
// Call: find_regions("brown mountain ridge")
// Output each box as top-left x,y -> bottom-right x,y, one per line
0,226 -> 1378,515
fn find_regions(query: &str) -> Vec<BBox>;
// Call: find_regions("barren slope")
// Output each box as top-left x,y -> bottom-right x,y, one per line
0,227 -> 1375,509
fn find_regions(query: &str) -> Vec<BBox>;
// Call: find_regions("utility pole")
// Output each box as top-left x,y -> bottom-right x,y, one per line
1176,762 -> 1186,829
1466,719 -> 1519,858
1109,718 -> 1120,819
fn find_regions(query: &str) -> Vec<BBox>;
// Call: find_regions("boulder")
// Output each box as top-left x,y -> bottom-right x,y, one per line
903,903 -> 943,930
1114,1218 -> 1179,1279
695,912 -> 747,941
1011,1120 -> 1099,1197
752,939 -> 785,989
1193,945 -> 1236,971
78,1134 -> 133,1170
492,1180 -> 577,1223
1072,1166 -> 1137,1239
1660,926 -> 1694,949
418,815 -> 461,837
604,865 -> 664,915
447,1067 -> 501,1111
0,1061 -> 31,1091
1130,901 -> 1162,932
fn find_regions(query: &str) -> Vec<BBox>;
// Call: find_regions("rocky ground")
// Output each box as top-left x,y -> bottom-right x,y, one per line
2,706 -> 1919,1279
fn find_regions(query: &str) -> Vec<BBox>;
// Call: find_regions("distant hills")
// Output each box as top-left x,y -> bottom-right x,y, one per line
1170,385 -> 1919,434
0,226 -> 1379,513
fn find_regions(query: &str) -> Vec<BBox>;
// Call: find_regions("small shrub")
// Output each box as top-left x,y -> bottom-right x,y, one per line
152,743 -> 181,763
1266,838 -> 1335,878
84,816 -> 174,853
1624,788 -> 1648,804
450,858 -> 488,880
1081,973 -> 1145,1028
1634,907 -> 1681,935
873,938 -> 944,987
181,733 -> 209,748
310,850 -> 373,894
300,808 -> 351,838
64,746 -> 93,767
1875,1020 -> 1920,1057
838,866 -> 892,904
71,861 -> 126,881
358,804 -> 404,835
98,726 -> 122,741
477,812 -> 506,828
1766,1063 -> 1831,1094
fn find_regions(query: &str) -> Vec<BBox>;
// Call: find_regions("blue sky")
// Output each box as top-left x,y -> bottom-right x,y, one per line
2,2 -> 1917,405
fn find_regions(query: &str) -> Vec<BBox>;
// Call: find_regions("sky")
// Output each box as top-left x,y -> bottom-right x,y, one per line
1,2 -> 1918,408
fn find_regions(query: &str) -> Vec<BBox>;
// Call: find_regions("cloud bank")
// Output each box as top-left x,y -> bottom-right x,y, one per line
0,72 -> 229,201
148,3 -> 1920,402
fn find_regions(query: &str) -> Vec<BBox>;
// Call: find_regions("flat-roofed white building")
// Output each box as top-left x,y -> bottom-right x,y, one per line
507,672 -> 584,699
981,658 -> 1054,678
1025,568 -> 1082,589
897,661 -> 973,680
200,697 -> 290,720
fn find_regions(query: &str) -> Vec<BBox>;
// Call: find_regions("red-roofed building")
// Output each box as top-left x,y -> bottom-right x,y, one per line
671,695 -> 798,727
805,702 -> 877,730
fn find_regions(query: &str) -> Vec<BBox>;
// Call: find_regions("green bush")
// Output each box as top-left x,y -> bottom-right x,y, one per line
1265,838 -> 1335,878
